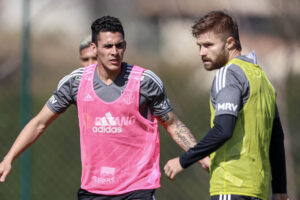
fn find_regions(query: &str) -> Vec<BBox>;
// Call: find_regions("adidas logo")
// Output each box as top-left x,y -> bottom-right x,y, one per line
84,93 -> 94,102
92,112 -> 136,134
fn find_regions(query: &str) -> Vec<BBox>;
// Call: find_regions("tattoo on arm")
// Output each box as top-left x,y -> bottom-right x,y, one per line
174,121 -> 197,151
159,112 -> 197,151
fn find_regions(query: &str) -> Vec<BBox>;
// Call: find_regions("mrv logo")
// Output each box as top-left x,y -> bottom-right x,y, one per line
217,102 -> 238,112
92,112 -> 136,133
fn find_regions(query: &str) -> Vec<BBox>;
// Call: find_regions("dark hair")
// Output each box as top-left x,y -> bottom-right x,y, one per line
91,16 -> 125,44
192,10 -> 241,51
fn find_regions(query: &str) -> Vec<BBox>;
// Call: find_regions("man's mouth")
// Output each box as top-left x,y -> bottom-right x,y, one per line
110,59 -> 119,64
202,59 -> 211,64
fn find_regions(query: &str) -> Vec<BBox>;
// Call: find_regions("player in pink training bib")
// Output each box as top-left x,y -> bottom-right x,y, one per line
78,64 -> 160,194
0,16 -> 209,200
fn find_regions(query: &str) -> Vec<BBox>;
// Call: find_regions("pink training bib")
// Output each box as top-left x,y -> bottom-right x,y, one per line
77,64 -> 160,195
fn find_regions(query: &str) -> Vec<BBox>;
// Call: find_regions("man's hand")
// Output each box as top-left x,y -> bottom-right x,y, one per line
0,159 -> 12,182
198,156 -> 210,172
272,193 -> 289,200
164,157 -> 183,180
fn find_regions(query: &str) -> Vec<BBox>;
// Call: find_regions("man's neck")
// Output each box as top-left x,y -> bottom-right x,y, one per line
96,64 -> 122,85
228,49 -> 241,61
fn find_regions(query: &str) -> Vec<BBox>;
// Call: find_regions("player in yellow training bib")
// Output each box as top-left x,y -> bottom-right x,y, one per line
164,10 -> 289,200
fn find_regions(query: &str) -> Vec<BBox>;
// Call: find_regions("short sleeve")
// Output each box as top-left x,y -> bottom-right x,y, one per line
211,64 -> 249,117
46,68 -> 84,113
140,70 -> 173,116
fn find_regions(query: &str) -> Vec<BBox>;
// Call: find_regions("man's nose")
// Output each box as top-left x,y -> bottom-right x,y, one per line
199,47 -> 207,56
111,46 -> 118,54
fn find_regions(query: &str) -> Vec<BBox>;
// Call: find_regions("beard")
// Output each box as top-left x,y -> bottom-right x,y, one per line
202,45 -> 229,71
211,52 -> 228,70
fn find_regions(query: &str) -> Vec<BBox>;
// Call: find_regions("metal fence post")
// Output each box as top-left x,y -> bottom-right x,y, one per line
20,0 -> 31,199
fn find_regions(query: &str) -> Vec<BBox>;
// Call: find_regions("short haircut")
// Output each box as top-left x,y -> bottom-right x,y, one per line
79,34 -> 92,52
192,10 -> 242,51
91,16 -> 125,45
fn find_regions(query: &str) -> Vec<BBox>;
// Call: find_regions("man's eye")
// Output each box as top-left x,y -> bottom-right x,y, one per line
116,43 -> 125,49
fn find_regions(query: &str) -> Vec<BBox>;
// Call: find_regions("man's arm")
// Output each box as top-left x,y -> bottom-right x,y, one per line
164,65 -> 245,179
164,114 -> 236,179
0,105 -> 60,182
270,106 -> 289,200
158,111 -> 210,172
140,70 -> 210,171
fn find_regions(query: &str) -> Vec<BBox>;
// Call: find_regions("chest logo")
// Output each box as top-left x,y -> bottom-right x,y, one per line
84,93 -> 94,102
92,112 -> 136,134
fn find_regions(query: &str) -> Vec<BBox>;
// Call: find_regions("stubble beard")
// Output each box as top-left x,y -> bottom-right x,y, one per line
205,46 -> 229,71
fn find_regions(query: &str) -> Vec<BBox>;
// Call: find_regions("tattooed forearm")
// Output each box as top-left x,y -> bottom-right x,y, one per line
173,121 -> 197,151
161,112 -> 198,151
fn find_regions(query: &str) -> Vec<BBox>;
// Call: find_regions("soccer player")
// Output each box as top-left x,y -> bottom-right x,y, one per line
0,16 -> 208,200
79,34 -> 97,67
164,11 -> 289,200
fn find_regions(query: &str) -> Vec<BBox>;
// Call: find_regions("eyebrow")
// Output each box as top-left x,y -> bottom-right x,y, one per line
104,41 -> 125,46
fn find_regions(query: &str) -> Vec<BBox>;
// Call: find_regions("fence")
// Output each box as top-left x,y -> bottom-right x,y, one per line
0,62 -> 300,199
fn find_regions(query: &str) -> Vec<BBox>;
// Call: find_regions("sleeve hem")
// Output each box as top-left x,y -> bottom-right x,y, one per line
46,102 -> 64,114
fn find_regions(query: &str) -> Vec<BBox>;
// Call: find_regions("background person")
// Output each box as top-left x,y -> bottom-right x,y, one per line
79,34 -> 97,67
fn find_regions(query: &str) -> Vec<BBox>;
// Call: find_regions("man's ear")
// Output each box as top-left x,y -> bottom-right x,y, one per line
90,42 -> 97,53
226,36 -> 236,50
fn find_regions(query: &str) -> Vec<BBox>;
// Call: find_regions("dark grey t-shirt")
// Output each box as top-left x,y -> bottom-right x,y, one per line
46,63 -> 173,119
211,55 -> 277,117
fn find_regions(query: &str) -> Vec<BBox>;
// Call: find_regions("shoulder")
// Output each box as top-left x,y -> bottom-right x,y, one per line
227,63 -> 248,82
214,64 -> 246,88
57,67 -> 85,90
141,69 -> 164,91
216,63 -> 246,79
218,62 -> 248,81
212,63 -> 249,99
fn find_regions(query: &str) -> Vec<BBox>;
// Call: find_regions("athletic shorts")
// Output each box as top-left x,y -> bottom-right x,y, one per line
77,188 -> 156,200
211,194 -> 261,200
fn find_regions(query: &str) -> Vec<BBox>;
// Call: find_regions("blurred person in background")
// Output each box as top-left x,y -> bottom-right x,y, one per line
0,16 -> 209,200
79,34 -> 97,67
164,10 -> 289,200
